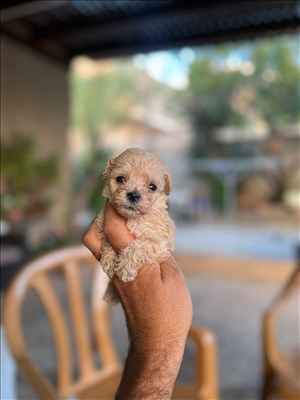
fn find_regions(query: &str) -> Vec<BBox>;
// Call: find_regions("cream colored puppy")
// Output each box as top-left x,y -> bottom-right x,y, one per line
95,148 -> 175,304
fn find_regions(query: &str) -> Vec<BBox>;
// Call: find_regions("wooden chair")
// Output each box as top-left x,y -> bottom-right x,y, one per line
4,245 -> 219,400
262,267 -> 300,400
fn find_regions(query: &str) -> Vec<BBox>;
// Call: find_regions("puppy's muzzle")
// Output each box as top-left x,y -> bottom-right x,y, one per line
127,190 -> 141,203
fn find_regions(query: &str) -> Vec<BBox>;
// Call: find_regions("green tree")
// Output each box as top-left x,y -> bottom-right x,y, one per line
71,65 -> 136,152
70,61 -> 176,215
186,57 -> 245,157
1,134 -> 58,216
70,63 -> 136,213
185,35 -> 299,157
250,36 -> 299,135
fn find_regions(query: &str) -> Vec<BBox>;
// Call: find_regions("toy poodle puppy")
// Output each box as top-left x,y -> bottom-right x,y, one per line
95,148 -> 175,304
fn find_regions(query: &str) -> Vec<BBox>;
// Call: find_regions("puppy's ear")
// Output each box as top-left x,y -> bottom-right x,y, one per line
164,171 -> 171,195
102,158 -> 115,180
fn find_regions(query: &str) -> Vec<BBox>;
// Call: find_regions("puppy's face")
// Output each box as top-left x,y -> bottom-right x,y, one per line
102,148 -> 170,217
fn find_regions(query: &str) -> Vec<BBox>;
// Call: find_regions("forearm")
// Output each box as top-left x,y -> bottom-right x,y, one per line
115,346 -> 184,400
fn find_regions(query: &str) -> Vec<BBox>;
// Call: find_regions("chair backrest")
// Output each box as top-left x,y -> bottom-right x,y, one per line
4,246 -> 121,399
262,267 -> 300,400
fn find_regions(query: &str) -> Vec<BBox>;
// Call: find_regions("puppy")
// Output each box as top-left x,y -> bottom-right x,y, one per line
95,148 -> 175,304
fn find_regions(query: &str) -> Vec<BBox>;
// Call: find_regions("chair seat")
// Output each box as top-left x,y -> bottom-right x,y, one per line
275,351 -> 300,400
172,383 -> 199,399
68,369 -> 122,400
285,351 -> 300,381
262,267 -> 300,400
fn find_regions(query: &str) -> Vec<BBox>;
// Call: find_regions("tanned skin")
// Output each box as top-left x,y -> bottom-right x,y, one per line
83,202 -> 193,400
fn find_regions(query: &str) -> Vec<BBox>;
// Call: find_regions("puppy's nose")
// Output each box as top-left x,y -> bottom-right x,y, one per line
127,191 -> 141,203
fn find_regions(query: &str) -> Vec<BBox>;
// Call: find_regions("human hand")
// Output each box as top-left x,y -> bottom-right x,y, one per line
83,201 -> 193,399
113,255 -> 192,400
82,201 -> 135,259
114,257 -> 192,353
83,202 -> 192,351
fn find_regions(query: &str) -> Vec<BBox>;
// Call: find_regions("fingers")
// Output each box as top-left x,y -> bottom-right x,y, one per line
112,263 -> 161,308
82,220 -> 102,261
83,201 -> 135,261
113,263 -> 160,285
104,201 -> 135,251
112,256 -> 181,294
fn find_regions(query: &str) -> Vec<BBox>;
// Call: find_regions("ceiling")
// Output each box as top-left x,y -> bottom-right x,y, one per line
1,0 -> 299,64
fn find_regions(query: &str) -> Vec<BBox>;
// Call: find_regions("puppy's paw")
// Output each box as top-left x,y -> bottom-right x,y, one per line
105,268 -> 115,279
101,246 -> 117,278
101,262 -> 115,278
117,267 -> 137,282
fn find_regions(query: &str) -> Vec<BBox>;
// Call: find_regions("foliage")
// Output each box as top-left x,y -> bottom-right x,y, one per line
199,173 -> 224,210
88,176 -> 107,213
70,62 -> 174,214
72,146 -> 109,212
250,37 -> 300,132
70,64 -> 136,152
187,58 -> 245,156
70,63 -> 138,214
185,34 -> 299,157
1,134 -> 59,215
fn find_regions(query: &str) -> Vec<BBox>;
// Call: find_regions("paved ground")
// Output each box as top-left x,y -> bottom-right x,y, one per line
7,257 -> 297,400
175,222 -> 298,261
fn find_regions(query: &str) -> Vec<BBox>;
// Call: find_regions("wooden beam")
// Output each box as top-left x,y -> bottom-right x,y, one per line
1,27 -> 68,65
34,1 -> 229,40
0,0 -> 68,23
68,19 -> 300,60
56,1 -> 300,56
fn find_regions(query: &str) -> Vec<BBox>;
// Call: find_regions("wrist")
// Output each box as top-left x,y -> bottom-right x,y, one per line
128,322 -> 189,355
115,347 -> 183,400
130,335 -> 186,361
130,342 -> 184,367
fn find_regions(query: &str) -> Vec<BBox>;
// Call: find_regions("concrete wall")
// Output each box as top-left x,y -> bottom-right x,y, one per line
1,35 -> 70,243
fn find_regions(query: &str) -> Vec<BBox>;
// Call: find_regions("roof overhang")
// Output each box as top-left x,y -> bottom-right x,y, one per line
1,0 -> 299,64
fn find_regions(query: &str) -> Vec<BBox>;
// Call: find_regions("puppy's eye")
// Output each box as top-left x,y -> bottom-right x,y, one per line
116,176 -> 126,184
149,183 -> 157,192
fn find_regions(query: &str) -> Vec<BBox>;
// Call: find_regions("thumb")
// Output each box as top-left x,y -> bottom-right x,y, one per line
82,220 -> 102,261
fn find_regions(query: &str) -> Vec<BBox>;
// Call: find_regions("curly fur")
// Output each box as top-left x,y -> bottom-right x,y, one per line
95,148 -> 175,305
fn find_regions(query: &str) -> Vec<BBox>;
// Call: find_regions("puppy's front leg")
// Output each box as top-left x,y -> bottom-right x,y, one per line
115,239 -> 169,282
101,239 -> 118,278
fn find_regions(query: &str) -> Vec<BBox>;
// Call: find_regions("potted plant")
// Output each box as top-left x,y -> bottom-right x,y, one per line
1,134 -> 59,230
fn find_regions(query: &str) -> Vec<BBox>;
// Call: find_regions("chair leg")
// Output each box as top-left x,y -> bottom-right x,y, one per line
261,370 -> 275,400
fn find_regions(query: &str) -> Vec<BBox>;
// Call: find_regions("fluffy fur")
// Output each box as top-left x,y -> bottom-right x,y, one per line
95,148 -> 175,305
